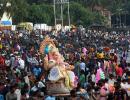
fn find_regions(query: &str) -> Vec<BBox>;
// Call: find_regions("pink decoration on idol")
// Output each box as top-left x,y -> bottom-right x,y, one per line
82,47 -> 87,55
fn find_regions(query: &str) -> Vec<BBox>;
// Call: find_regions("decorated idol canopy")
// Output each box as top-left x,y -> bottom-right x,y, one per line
39,36 -> 78,94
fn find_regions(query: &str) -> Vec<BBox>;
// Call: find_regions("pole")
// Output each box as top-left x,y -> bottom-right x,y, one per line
68,1 -> 70,31
119,12 -> 121,28
61,0 -> 64,30
125,11 -> 126,27
54,0 -> 56,26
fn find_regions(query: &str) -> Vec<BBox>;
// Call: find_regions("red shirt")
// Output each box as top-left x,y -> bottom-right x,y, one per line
0,56 -> 5,69
116,67 -> 123,77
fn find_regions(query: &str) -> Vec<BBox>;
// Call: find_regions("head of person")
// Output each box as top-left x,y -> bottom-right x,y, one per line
10,85 -> 16,93
70,89 -> 77,97
114,82 -> 121,91
80,70 -> 85,75
109,74 -> 114,79
98,79 -> 105,87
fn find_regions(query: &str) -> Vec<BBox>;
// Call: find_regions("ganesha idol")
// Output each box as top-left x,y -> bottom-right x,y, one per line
39,36 -> 78,94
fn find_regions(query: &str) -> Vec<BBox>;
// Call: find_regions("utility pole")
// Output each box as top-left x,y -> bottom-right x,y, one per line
53,0 -> 70,30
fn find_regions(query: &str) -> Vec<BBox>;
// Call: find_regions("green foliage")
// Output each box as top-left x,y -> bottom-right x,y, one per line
0,0 -> 130,26
69,2 -> 93,26
12,0 -> 29,24
27,3 -> 54,25
64,2 -> 105,27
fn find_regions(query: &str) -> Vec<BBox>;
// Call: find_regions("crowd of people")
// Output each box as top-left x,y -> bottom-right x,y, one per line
0,28 -> 130,100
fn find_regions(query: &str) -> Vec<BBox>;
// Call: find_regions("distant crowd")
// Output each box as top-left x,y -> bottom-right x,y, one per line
0,28 -> 130,100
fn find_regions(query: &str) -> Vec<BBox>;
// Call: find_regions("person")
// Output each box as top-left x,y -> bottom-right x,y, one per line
21,83 -> 30,100
79,58 -> 86,72
69,89 -> 79,100
116,64 -> 123,77
121,79 -> 128,89
79,70 -> 86,88
0,94 -> 4,100
17,56 -> 25,70
99,80 -> 108,100
91,70 -> 96,83
45,96 -> 56,100
32,65 -> 42,79
6,85 -> 17,100
108,74 -> 115,85
125,78 -> 130,99
14,84 -> 21,100
75,83 -> 89,100
37,74 -> 46,95
114,82 -> 128,100
0,55 -> 5,70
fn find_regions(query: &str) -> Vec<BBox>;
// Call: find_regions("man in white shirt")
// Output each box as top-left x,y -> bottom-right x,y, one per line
108,74 -> 115,85
18,57 -> 25,70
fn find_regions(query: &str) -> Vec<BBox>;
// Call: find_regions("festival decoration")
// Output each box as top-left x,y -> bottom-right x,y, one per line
39,36 -> 77,94
44,45 -> 50,54
39,36 -> 56,55
100,71 -> 105,79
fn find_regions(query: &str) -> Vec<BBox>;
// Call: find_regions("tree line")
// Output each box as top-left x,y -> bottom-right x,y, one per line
0,0 -> 130,27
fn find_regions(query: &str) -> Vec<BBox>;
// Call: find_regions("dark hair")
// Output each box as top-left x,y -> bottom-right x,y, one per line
117,76 -> 121,83
80,70 -> 85,74
105,78 -> 108,82
81,58 -> 85,62
70,89 -> 77,97
118,64 -> 122,68
76,82 -> 81,91
10,85 -> 16,93
109,74 -> 114,79
114,82 -> 121,90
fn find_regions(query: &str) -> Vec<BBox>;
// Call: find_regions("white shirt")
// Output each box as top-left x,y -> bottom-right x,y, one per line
24,76 -> 30,87
18,58 -> 25,69
125,83 -> 130,96
121,82 -> 127,89
108,79 -> 115,85
91,74 -> 96,82
15,89 -> 21,100
5,60 -> 10,66
38,80 -> 45,88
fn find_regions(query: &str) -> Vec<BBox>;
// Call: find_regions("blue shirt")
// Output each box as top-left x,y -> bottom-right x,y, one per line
32,67 -> 42,77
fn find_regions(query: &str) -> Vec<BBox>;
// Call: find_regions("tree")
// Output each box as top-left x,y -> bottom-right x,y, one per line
85,0 -> 103,11
12,0 -> 29,24
27,3 -> 54,25
64,2 -> 105,27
